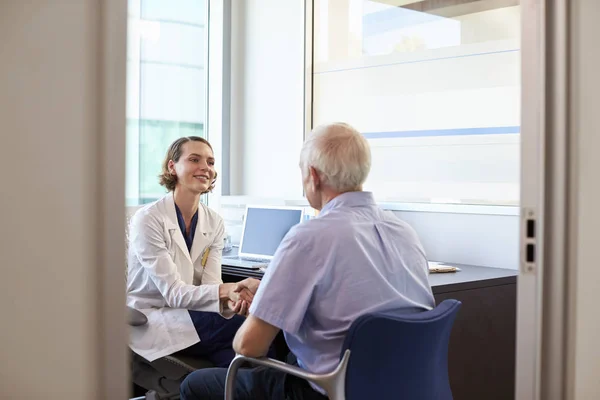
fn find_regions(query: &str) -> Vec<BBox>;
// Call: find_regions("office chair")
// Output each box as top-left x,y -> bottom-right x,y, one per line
225,299 -> 462,400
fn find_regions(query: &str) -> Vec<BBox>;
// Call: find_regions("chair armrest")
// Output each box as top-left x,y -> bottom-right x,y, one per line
127,306 -> 148,326
224,350 -> 351,400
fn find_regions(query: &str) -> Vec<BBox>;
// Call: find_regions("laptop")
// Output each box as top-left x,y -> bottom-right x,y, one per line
222,205 -> 305,269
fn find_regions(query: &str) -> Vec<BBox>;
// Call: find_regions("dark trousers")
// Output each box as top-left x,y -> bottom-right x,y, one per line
179,311 -> 246,368
180,361 -> 329,400
180,311 -> 277,368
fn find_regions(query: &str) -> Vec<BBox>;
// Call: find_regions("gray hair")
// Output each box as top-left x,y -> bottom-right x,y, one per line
300,122 -> 371,192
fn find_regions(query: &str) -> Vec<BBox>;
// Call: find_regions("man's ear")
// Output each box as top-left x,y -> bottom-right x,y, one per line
309,166 -> 320,189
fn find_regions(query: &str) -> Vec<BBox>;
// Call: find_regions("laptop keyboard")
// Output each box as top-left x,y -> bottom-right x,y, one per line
223,255 -> 269,263
222,255 -> 269,270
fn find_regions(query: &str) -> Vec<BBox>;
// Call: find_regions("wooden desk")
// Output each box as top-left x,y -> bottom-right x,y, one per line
222,262 -> 517,400
429,265 -> 517,400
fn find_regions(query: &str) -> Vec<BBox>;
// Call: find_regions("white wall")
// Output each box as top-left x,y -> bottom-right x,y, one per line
0,1 -> 127,398
395,210 -> 519,270
567,1 -> 600,397
229,0 -> 305,198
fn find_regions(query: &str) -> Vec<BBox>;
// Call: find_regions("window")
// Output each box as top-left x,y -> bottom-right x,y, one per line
126,0 -> 208,205
312,0 -> 521,206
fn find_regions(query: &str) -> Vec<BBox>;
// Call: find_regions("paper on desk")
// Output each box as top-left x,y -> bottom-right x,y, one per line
428,261 -> 461,272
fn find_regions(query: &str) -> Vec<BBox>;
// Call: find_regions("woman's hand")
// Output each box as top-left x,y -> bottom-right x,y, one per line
219,282 -> 253,316
227,299 -> 250,317
219,282 -> 245,301
229,278 -> 261,315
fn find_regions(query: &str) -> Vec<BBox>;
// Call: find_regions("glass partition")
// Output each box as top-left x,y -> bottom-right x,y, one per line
312,0 -> 521,206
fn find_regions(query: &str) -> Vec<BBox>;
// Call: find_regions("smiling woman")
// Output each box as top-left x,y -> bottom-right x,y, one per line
127,136 -> 260,382
159,136 -> 217,194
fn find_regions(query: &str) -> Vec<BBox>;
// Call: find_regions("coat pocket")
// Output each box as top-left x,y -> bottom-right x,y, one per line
166,229 -> 177,259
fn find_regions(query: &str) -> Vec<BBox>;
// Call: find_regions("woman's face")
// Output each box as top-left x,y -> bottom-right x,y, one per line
169,141 -> 216,195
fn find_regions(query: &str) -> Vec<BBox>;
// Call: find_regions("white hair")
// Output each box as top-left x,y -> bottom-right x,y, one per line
300,122 -> 371,192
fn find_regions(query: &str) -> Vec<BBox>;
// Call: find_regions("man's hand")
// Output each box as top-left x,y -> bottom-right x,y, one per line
228,278 -> 259,316
219,282 -> 253,304
234,278 -> 261,296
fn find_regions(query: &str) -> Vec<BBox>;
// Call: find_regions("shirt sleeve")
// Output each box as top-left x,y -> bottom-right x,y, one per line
130,210 -> 220,312
249,227 -> 321,334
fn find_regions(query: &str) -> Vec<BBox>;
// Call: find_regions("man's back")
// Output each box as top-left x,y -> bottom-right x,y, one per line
249,191 -> 435,380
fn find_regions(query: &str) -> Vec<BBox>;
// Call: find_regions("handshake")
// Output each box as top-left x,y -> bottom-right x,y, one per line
222,278 -> 261,317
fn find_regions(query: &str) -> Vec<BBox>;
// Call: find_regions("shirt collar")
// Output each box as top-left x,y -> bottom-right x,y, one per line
319,191 -> 376,217
174,203 -> 199,252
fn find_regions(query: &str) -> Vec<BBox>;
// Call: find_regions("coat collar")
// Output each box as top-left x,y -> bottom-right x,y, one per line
164,193 -> 192,264
163,192 -> 211,264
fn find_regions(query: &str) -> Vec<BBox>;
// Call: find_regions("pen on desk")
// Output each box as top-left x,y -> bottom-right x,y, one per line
201,248 -> 210,267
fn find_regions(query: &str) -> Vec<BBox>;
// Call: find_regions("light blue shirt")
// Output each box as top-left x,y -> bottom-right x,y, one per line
249,191 -> 435,392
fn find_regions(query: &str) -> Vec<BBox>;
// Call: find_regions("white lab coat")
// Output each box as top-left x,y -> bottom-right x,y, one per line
127,192 -> 231,362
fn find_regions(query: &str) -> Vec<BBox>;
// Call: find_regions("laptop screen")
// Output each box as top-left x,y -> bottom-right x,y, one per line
239,206 -> 304,259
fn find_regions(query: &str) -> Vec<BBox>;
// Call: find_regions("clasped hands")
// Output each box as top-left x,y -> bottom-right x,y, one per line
223,278 -> 261,316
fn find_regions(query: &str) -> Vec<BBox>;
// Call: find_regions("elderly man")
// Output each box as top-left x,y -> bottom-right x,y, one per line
180,122 -> 435,400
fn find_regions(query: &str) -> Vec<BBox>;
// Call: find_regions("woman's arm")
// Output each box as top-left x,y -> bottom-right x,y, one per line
199,218 -> 253,314
131,210 -> 234,312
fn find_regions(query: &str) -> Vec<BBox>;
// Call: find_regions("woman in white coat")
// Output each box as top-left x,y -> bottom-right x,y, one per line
127,136 -> 255,366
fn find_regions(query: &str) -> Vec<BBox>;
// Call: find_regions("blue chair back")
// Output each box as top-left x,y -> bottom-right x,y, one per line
341,299 -> 461,400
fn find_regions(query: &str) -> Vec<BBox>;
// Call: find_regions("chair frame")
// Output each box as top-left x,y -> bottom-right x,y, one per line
225,350 -> 351,400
